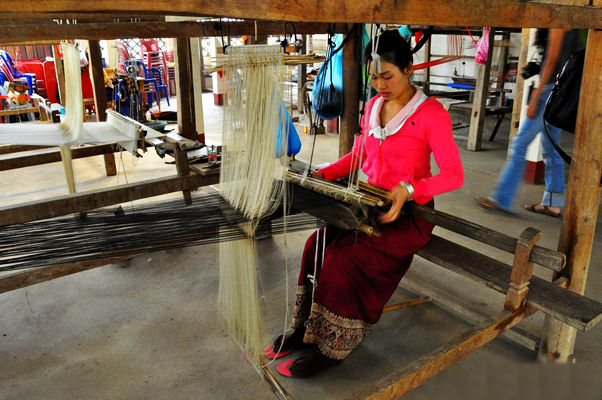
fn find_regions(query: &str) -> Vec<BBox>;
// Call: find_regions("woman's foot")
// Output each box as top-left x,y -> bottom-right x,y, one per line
276,348 -> 341,378
263,328 -> 306,359
524,203 -> 562,218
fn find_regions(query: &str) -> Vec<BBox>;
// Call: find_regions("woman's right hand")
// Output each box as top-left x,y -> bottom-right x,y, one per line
311,170 -> 323,179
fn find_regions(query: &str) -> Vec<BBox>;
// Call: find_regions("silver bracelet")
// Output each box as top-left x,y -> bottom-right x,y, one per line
399,182 -> 414,200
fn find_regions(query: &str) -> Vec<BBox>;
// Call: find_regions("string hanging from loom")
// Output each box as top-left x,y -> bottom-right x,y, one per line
218,44 -> 291,364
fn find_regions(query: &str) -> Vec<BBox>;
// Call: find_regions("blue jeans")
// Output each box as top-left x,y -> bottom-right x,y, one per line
490,84 -> 565,211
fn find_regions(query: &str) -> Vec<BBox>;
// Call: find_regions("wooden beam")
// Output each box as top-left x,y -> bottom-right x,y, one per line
407,203 -> 565,271
495,31 -> 511,106
173,143 -> 193,204
383,297 -> 430,312
88,40 -> 107,122
348,309 -> 529,400
467,28 -> 495,151
88,39 -> 117,177
340,24 -> 361,157
424,36 -> 432,96
544,28 -> 602,362
418,235 -> 602,332
401,273 -> 540,351
505,227 -> 540,311
0,144 -> 120,171
0,173 -> 219,226
0,145 -> 48,155
0,256 -> 138,295
508,28 -> 530,156
190,37 -> 206,143
0,13 -> 164,21
174,37 -> 197,141
355,182 -> 566,270
1,1 -> 600,28
0,21 -> 346,44
297,37 -> 308,115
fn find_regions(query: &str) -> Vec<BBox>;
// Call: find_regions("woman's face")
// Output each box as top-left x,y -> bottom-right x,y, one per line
370,61 -> 413,102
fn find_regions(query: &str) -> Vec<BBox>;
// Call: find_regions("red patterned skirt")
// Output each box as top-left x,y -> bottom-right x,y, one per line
291,203 -> 434,360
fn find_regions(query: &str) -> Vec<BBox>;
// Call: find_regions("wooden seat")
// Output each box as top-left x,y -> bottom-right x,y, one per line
417,235 -> 602,331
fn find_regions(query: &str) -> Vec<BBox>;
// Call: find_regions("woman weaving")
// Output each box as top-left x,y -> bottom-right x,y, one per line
267,30 -> 464,378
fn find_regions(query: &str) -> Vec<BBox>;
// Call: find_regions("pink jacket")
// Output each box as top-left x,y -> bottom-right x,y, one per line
320,95 -> 464,205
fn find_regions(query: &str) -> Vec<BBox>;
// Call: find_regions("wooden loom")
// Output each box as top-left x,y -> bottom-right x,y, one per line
284,171 -> 602,399
0,2 -> 601,398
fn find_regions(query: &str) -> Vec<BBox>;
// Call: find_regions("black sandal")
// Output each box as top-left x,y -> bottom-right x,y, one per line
524,203 -> 561,218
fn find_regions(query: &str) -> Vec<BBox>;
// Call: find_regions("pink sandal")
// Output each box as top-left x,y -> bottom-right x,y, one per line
276,359 -> 295,377
263,342 -> 294,360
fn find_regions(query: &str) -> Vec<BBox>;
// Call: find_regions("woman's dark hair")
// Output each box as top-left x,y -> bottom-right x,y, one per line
365,30 -> 413,72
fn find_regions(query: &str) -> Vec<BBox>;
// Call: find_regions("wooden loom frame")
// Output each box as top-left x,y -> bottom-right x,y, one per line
0,20 -> 345,292
0,2 -> 601,398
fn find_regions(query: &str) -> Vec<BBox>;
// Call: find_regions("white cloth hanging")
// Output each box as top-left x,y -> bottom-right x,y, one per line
0,42 -> 161,154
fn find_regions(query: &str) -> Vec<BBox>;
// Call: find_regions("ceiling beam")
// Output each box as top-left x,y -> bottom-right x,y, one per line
0,1 -> 600,29
0,21 -> 347,44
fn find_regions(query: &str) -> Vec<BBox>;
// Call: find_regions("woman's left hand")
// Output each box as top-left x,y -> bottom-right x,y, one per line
379,185 -> 410,224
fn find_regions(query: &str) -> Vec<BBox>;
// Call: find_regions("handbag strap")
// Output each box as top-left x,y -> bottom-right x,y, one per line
543,96 -> 602,185
543,116 -> 572,165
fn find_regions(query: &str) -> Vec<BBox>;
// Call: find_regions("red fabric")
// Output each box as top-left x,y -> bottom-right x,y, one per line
320,96 -> 464,205
414,31 -> 424,44
43,60 -> 58,103
298,204 -> 434,326
81,70 -> 94,99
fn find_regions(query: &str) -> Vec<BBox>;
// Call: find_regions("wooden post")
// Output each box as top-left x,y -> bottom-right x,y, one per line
190,37 -> 206,143
52,44 -> 66,105
424,35 -> 432,96
199,39 -> 207,93
297,37 -> 308,114
88,40 -> 106,121
496,31 -> 511,106
504,227 -> 540,311
508,29 -> 530,157
543,28 -> 602,363
88,39 -> 117,176
340,24 -> 360,157
174,37 -> 197,141
173,142 -> 193,204
467,28 -> 495,152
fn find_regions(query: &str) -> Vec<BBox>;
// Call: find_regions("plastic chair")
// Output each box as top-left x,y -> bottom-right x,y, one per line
150,67 -> 170,106
18,61 -> 46,98
0,51 -> 36,95
140,39 -> 160,53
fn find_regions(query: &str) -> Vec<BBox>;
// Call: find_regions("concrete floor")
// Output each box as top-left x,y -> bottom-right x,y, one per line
1,93 -> 601,399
